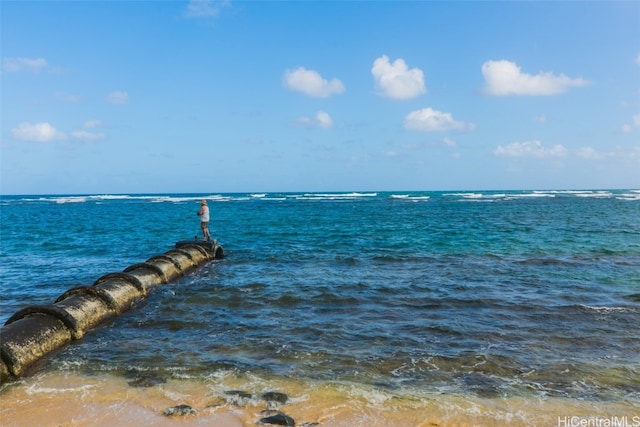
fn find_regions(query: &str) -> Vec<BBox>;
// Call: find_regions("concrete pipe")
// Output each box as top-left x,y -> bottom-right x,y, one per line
1,314 -> 73,379
0,240 -> 223,384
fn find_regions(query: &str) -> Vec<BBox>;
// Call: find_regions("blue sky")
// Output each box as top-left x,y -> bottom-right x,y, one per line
1,0 -> 639,194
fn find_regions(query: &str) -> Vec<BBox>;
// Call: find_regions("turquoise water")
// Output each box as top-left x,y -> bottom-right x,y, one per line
1,190 -> 639,403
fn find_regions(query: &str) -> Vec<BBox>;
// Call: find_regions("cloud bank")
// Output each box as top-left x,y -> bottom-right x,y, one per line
185,0 -> 230,18
71,131 -> 106,142
2,57 -> 48,73
372,55 -> 426,100
71,120 -> 106,141
11,120 -> 106,143
404,108 -> 474,132
482,60 -> 591,96
493,140 -> 568,158
295,111 -> 333,129
621,113 -> 640,133
11,122 -> 66,142
283,67 -> 345,98
107,91 -> 129,104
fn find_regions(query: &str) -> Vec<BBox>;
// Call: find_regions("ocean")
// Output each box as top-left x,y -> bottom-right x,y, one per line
1,190 -> 639,426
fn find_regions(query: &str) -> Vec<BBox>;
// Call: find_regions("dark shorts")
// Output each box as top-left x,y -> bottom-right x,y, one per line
201,222 -> 209,227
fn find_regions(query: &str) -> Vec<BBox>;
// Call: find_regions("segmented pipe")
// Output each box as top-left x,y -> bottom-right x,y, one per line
0,240 -> 223,384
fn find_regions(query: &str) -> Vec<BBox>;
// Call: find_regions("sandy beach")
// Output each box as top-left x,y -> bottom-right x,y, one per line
1,372 -> 638,427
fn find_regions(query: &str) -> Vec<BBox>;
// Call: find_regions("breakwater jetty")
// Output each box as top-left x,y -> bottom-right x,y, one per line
0,240 -> 223,384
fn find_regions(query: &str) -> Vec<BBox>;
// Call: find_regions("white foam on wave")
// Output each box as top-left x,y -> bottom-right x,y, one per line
151,194 -> 236,203
574,191 -> 613,198
163,194 -> 236,203
247,193 -> 287,201
20,194 -> 234,204
514,192 -> 556,198
537,190 -> 588,195
528,189 -> 619,199
616,192 -> 640,201
390,194 -> 430,201
25,376 -> 98,396
11,189 -> 639,205
34,194 -> 120,203
442,190 -> 632,201
51,196 -> 88,204
579,304 -> 635,314
345,384 -> 393,405
296,192 -> 378,200
443,192 -> 506,201
444,192 -> 483,198
51,194 -> 143,204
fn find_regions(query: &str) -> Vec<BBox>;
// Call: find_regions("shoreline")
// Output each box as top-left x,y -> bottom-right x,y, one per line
1,371 -> 638,427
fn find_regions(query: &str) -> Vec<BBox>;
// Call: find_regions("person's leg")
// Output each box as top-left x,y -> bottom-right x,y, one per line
201,222 -> 210,240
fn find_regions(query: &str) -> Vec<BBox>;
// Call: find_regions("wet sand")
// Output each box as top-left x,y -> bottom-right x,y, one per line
0,372 -> 638,427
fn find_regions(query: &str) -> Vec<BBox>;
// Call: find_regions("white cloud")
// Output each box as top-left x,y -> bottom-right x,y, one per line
636,53 -> 640,67
371,55 -> 426,100
621,113 -> 640,133
577,145 -> 640,162
295,110 -> 334,129
106,91 -> 129,104
315,111 -> 333,128
71,130 -> 106,142
493,140 -> 568,158
185,0 -> 230,18
83,119 -> 103,128
482,60 -> 591,96
2,57 -> 48,73
404,108 -> 474,132
283,67 -> 345,98
68,119 -> 106,141
577,147 -> 606,160
11,122 -> 66,142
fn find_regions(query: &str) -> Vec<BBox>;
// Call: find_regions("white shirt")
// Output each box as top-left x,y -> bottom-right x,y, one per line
200,205 -> 210,222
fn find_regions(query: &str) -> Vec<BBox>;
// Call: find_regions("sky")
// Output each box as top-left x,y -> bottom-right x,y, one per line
1,0 -> 639,195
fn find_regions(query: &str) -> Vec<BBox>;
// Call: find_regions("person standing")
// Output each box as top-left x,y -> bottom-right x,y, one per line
197,199 -> 210,241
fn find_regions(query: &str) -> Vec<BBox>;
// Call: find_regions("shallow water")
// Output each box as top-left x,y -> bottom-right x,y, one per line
1,371 -> 638,427
1,190 -> 639,425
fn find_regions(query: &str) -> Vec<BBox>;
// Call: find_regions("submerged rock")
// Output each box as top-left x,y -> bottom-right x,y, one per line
461,373 -> 501,398
205,396 -> 227,409
224,389 -> 254,406
258,413 -> 296,426
126,373 -> 167,388
163,404 -> 197,416
262,391 -> 289,409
